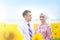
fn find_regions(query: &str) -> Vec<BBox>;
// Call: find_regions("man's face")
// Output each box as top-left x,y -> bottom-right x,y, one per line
24,12 -> 32,22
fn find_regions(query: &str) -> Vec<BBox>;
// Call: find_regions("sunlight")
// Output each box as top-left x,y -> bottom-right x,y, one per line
0,5 -> 6,22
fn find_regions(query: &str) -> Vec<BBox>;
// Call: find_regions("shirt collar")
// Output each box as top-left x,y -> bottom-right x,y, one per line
24,19 -> 29,25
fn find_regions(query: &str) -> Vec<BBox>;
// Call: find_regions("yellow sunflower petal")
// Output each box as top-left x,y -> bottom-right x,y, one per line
32,32 -> 44,40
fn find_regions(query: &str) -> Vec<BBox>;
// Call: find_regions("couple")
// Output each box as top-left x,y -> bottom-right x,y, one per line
18,10 -> 51,40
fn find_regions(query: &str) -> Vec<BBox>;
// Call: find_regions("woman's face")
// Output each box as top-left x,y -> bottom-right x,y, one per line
40,14 -> 46,22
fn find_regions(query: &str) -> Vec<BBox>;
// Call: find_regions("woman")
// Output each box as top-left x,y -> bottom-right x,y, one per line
35,13 -> 52,40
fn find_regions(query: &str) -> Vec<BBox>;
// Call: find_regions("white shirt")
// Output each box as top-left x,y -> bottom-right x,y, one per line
18,19 -> 34,40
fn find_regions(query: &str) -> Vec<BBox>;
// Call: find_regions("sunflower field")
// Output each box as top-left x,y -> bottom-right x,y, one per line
0,22 -> 60,40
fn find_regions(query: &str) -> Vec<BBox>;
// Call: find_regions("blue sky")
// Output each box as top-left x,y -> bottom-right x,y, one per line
0,0 -> 60,23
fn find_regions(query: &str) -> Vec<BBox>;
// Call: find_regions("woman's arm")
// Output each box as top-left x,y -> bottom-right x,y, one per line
46,26 -> 52,40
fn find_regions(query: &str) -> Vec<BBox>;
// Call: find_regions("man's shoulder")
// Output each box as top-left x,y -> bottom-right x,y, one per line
18,21 -> 25,31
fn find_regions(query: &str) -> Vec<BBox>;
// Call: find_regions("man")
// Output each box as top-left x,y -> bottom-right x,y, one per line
18,10 -> 34,40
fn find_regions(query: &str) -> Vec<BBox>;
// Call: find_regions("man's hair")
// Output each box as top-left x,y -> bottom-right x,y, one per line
22,10 -> 31,17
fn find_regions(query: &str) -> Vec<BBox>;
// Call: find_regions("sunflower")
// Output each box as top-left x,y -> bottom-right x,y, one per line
50,22 -> 60,38
0,23 -> 24,40
33,23 -> 38,30
32,32 -> 44,40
